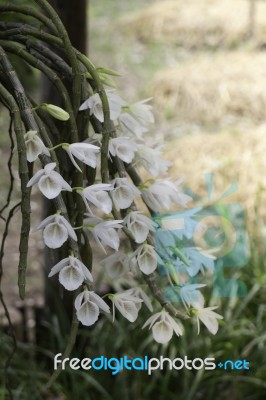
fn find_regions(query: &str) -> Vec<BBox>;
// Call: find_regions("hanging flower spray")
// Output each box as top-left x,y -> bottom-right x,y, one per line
0,0 -> 223,387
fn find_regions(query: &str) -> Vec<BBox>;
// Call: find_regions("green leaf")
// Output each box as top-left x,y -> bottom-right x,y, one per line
96,66 -> 121,77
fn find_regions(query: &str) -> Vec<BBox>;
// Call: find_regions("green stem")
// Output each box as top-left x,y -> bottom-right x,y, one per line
0,82 -> 30,300
0,4 -> 57,34
33,0 -> 82,115
44,312 -> 79,390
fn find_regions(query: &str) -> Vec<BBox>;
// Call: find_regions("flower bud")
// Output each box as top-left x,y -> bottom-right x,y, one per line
38,103 -> 70,121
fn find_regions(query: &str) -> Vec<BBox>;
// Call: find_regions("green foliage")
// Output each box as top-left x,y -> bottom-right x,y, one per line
1,225 -> 265,400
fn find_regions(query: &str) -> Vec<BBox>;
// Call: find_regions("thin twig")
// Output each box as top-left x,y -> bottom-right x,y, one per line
0,114 -> 15,218
0,201 -> 21,400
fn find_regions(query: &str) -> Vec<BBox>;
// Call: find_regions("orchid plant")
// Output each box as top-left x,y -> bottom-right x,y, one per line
0,0 -> 223,387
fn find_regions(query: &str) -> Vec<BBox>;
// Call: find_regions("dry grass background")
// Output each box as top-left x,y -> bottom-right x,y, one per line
120,0 -> 266,48
166,127 -> 266,228
152,52 -> 266,125
117,0 -> 266,227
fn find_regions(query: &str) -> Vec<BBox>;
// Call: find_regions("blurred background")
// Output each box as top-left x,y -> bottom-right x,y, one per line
1,0 -> 266,399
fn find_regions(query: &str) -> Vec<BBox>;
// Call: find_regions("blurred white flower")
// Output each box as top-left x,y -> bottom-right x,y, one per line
27,162 -> 72,199
111,291 -> 143,322
74,290 -> 110,326
48,255 -> 93,291
135,145 -> 172,177
32,213 -> 77,249
134,244 -> 157,275
79,89 -> 126,122
100,252 -> 129,279
63,143 -> 100,172
179,284 -> 206,309
142,309 -> 183,344
141,179 -> 192,212
111,178 -> 141,210
129,98 -> 154,125
193,301 -> 223,335
124,287 -> 153,312
118,112 -> 148,139
84,216 -> 123,252
78,184 -> 112,214
109,137 -> 137,163
24,130 -> 50,162
124,211 -> 155,243
174,247 -> 216,277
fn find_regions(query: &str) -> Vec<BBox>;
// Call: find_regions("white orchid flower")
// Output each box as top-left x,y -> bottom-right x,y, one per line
193,303 -> 223,335
100,252 -> 129,279
142,309 -> 183,344
124,211 -> 155,244
79,89 -> 126,122
27,162 -> 72,199
32,213 -> 77,249
111,291 -> 143,322
74,290 -> 110,326
24,130 -> 50,162
111,178 -> 141,210
84,216 -> 123,252
63,142 -> 100,172
135,144 -> 172,177
179,284 -> 206,310
123,287 -> 153,312
109,137 -> 137,163
134,244 -> 157,275
78,184 -> 112,214
141,179 -> 191,212
48,255 -> 93,291
129,98 -> 154,125
118,112 -> 148,139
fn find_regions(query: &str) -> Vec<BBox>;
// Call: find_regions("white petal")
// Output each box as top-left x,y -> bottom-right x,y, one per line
198,313 -> 219,335
106,259 -> 127,279
43,222 -> 68,248
59,217 -> 78,242
26,169 -> 44,187
48,257 -> 69,277
137,246 -> 157,275
152,320 -> 173,344
69,144 -> 100,169
31,214 -> 55,232
79,98 -> 91,111
95,227 -> 120,251
116,147 -> 135,163
44,162 -> 56,173
93,192 -> 112,214
74,292 -> 85,310
112,187 -> 133,209
166,315 -> 183,336
64,148 -> 82,172
130,221 -> 149,244
59,265 -> 84,290
133,288 -> 153,312
38,175 -> 62,199
142,312 -> 162,329
76,300 -> 100,326
50,171 -> 72,192
115,299 -> 138,322
79,262 -> 93,282
41,144 -> 51,157
89,292 -> 110,313
26,139 -> 42,162
85,183 -> 112,192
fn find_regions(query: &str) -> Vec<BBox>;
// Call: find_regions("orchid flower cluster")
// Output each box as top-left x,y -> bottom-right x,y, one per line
25,85 -> 223,344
